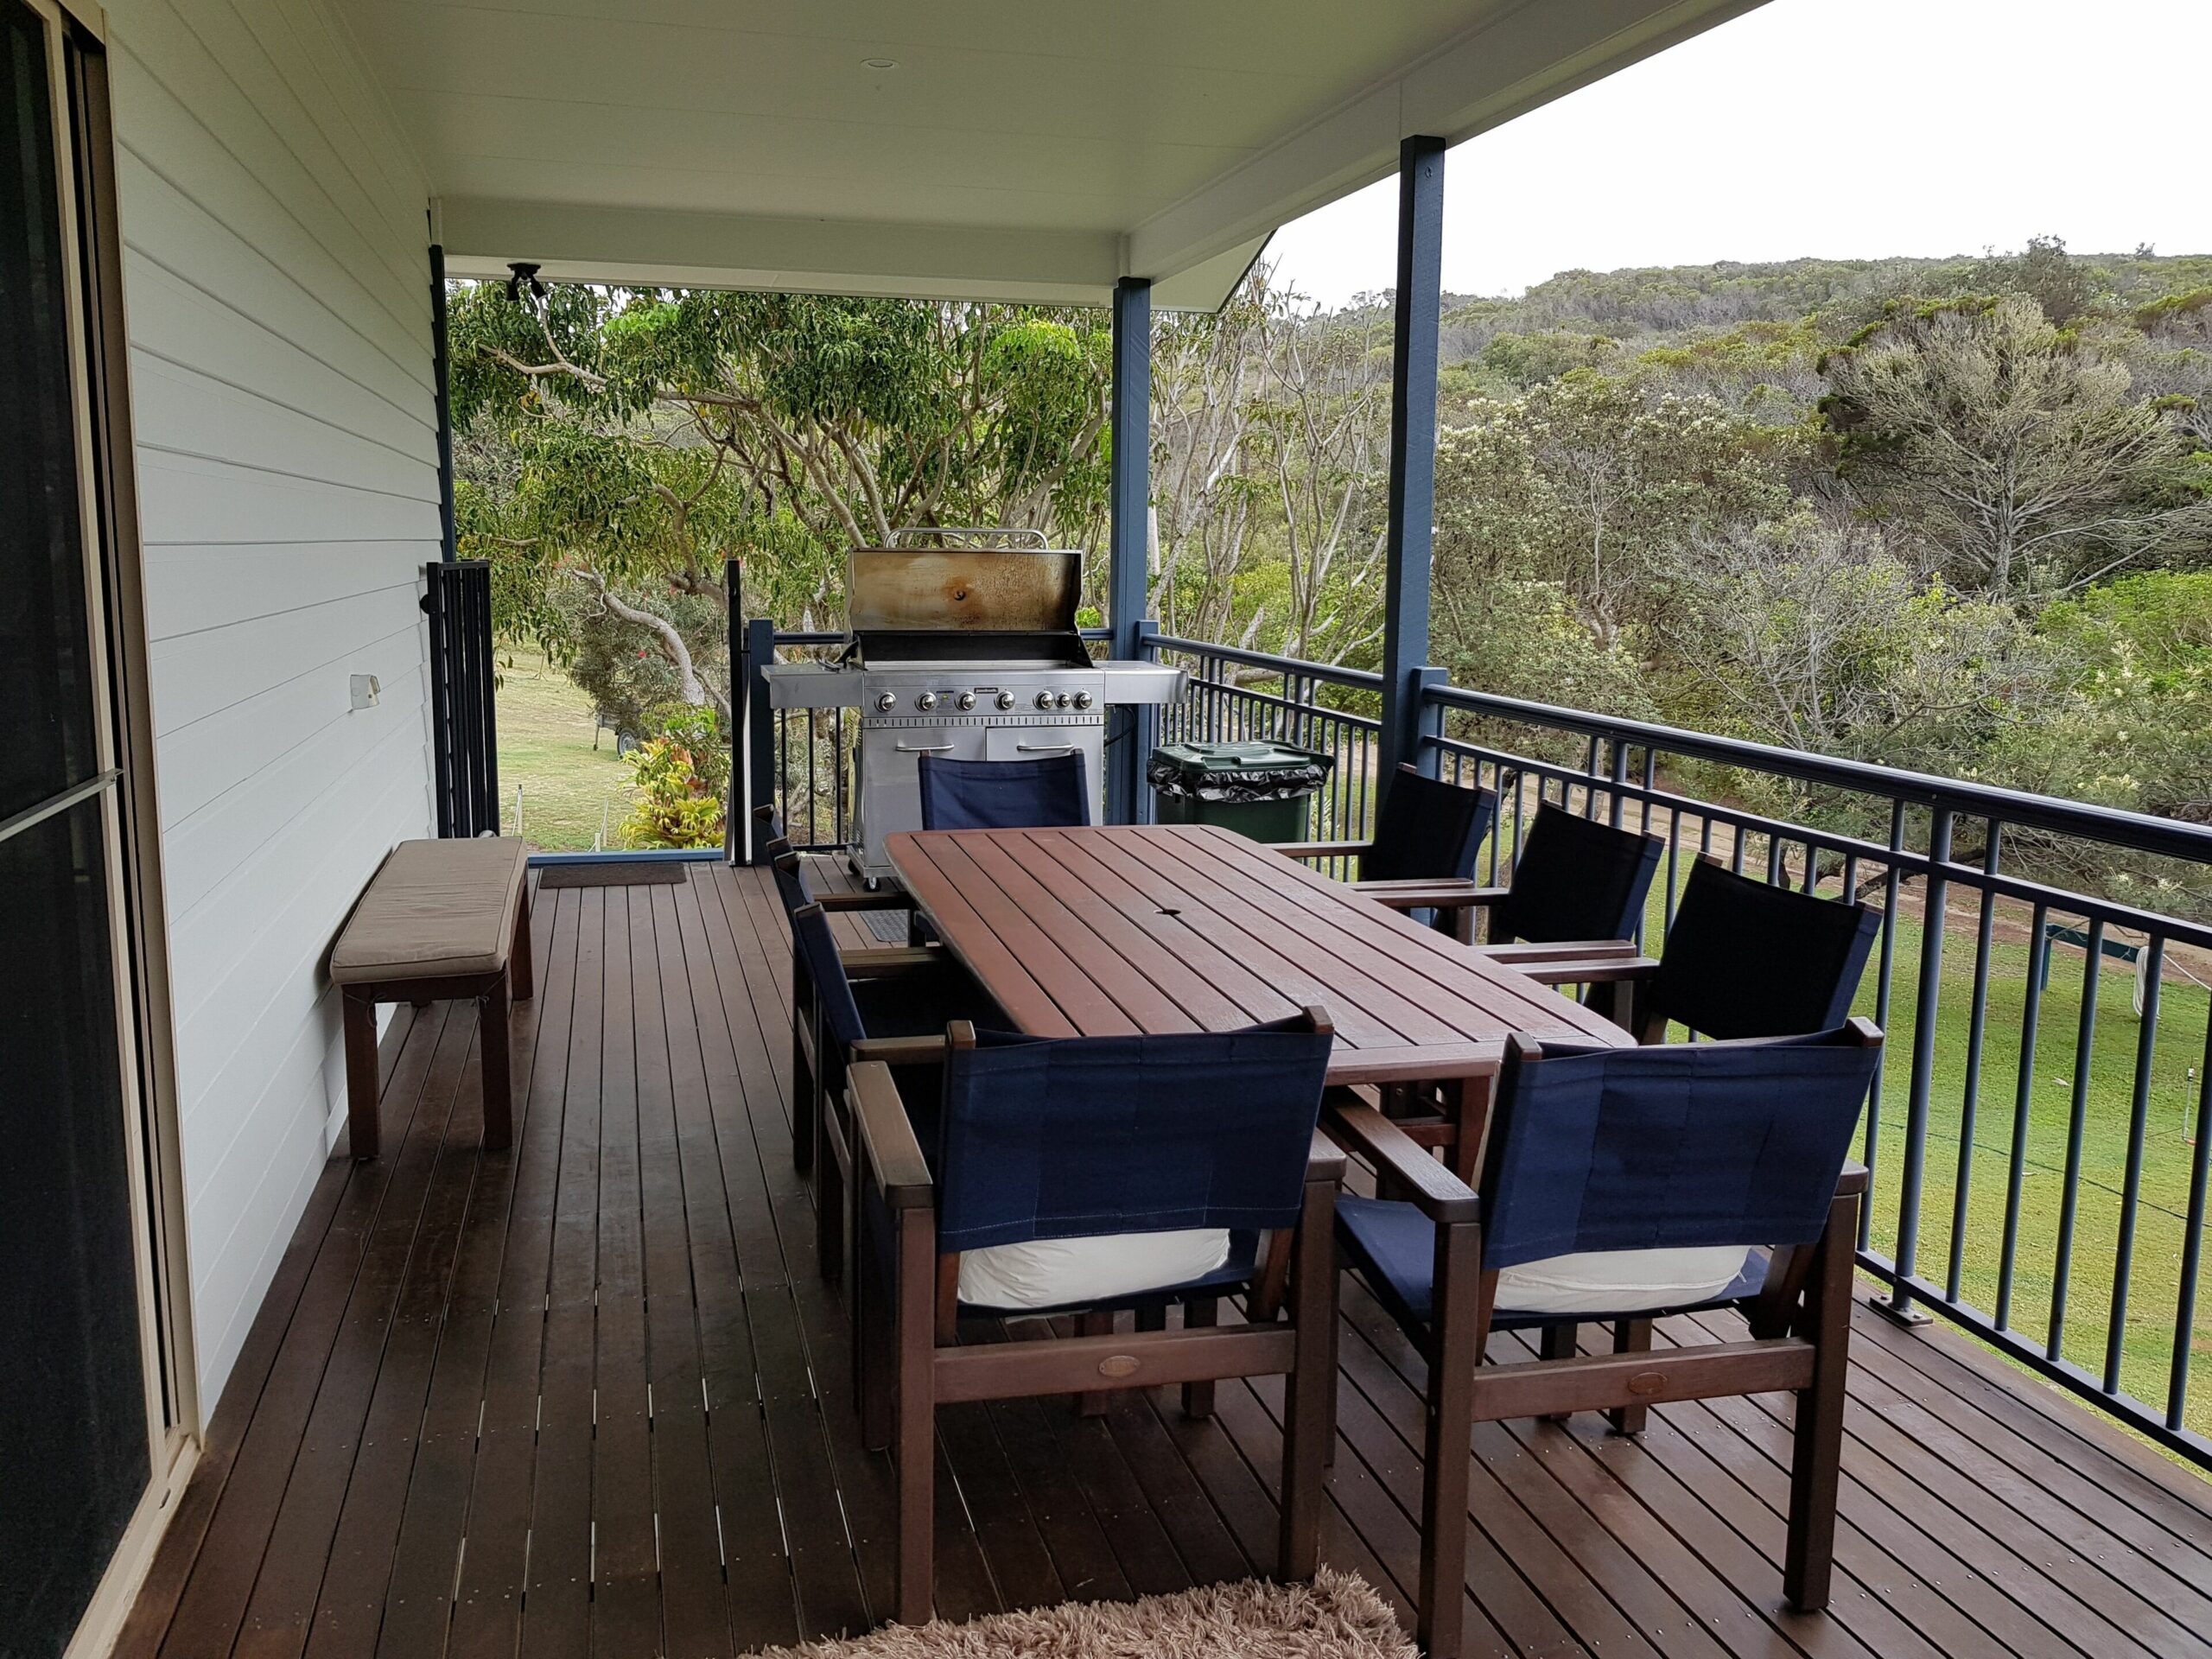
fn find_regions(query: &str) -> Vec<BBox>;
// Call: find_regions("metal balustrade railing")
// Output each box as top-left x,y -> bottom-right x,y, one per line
736,611 -> 2212,1465
1151,639 -> 2212,1470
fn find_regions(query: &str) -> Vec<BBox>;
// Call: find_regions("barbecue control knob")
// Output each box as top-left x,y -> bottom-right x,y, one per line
915,691 -> 939,712
1055,692 -> 1071,709
874,692 -> 898,712
1072,690 -> 1095,710
1033,690 -> 1056,710
995,691 -> 1016,711
955,692 -> 977,712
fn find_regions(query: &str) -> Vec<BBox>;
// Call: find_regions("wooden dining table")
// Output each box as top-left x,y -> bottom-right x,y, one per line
887,822 -> 1632,1171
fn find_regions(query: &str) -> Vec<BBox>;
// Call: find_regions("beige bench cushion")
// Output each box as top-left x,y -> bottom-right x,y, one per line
331,837 -> 528,984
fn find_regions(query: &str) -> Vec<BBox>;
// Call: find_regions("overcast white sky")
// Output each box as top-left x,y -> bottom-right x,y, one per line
1264,0 -> 2209,308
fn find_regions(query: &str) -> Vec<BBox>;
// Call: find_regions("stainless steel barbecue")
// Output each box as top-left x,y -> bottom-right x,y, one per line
762,529 -> 1183,883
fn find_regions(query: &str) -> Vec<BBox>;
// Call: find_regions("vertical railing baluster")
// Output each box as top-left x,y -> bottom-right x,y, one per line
1996,900 -> 2050,1330
1861,801 -> 1909,1249
1948,825 -> 2005,1302
2169,1014 -> 2212,1429
1890,807 -> 1954,1313
2107,935 -> 2164,1393
2050,917 -> 2106,1362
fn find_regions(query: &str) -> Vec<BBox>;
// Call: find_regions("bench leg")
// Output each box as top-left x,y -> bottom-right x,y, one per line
510,879 -> 535,1002
342,988 -> 381,1160
480,976 -> 513,1150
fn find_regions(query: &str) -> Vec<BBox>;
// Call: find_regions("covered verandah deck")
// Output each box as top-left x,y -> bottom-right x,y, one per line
118,860 -> 2212,1659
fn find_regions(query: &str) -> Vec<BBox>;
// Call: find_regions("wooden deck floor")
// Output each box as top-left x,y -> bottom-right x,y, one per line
119,861 -> 2212,1659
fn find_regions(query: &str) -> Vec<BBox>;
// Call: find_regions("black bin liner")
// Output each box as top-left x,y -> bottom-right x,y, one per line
1147,740 -> 1335,804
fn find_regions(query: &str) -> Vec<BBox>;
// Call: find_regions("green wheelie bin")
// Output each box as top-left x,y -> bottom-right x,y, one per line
1147,739 -> 1335,842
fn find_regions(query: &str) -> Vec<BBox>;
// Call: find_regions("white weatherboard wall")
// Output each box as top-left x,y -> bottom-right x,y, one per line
105,0 -> 440,1408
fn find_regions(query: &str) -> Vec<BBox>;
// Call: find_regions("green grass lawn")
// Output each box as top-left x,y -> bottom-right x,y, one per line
494,645 -> 640,851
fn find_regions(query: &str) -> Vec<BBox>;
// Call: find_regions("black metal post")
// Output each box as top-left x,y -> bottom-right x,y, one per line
1108,276 -> 1153,823
429,243 -> 456,563
743,616 -> 777,864
1381,135 -> 1446,785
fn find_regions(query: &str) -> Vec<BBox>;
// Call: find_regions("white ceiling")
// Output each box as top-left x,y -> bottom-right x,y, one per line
339,0 -> 1766,307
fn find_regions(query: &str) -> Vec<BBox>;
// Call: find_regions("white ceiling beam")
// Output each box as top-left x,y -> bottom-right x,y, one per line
1125,0 -> 1769,282
435,197 -> 1123,306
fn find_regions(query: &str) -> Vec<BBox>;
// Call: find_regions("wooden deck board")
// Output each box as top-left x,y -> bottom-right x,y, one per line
123,860 -> 2212,1659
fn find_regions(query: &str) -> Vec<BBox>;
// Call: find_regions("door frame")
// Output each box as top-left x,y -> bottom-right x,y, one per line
13,1 -> 201,1651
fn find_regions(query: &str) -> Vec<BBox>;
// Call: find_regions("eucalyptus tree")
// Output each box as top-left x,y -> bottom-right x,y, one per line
450,283 -> 1112,708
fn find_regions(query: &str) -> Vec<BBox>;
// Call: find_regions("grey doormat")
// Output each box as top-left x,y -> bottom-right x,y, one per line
739,1569 -> 1412,1657
861,906 -> 912,944
537,860 -> 692,888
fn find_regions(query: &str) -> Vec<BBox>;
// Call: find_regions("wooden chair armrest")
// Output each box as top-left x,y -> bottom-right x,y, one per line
1351,880 -> 1506,912
1274,839 -> 1374,862
1322,1096 -> 1479,1224
837,945 -> 944,980
1469,938 -> 1637,964
1304,1128 -> 1348,1186
1512,955 -> 1660,988
849,1061 -> 934,1208
850,1033 -> 950,1066
1834,1161 -> 1870,1198
817,890 -> 915,913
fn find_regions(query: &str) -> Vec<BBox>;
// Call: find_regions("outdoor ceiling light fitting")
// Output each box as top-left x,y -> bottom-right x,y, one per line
861,56 -> 899,70
505,261 -> 547,305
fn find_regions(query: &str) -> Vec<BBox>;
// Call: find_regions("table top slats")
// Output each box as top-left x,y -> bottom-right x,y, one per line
950,832 -> 1202,1033
1102,830 -> 1480,1047
1161,825 -> 1611,1037
1000,832 -> 1280,1030
887,824 -> 1631,1082
889,836 -> 1078,1036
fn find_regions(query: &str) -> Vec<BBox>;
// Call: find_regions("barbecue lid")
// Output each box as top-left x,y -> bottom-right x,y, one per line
847,528 -> 1081,637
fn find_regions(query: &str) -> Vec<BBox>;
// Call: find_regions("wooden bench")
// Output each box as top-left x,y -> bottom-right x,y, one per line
330,837 -> 533,1158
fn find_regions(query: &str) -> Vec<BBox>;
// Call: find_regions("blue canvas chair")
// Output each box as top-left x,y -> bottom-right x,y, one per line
1462,798 -> 1663,960
769,848 -> 925,1170
1516,854 -> 1880,1046
916,751 -> 1090,831
1327,1021 -> 1883,1658
1506,852 -> 1881,1427
849,1013 -> 1343,1624
1278,763 -> 1498,938
776,855 -> 998,1285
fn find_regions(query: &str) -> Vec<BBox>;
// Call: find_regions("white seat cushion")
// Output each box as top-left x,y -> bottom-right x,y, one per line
956,1228 -> 1230,1312
1495,1244 -> 1751,1317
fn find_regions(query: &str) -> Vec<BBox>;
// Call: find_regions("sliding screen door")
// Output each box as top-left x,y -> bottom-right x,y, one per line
0,3 -> 170,1654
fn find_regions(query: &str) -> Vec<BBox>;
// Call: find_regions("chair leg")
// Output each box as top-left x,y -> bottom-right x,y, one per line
894,1208 -> 937,1624
1277,1177 -> 1336,1583
340,988 -> 381,1160
1785,1191 -> 1857,1612
1181,1299 -> 1217,1418
862,1295 -> 895,1453
509,879 -> 535,1001
815,1127 -> 844,1286
480,977 -> 512,1150
1607,1320 -> 1651,1435
1540,1323 -> 1579,1422
789,976 -> 817,1174
1075,1311 -> 1114,1416
1418,1222 -> 1483,1659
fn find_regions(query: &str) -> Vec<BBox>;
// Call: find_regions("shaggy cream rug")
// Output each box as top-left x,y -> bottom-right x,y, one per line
743,1570 -> 1414,1658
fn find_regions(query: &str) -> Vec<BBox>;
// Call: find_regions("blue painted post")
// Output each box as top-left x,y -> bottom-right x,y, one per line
1381,135 -> 1446,786
1107,276 -> 1154,823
